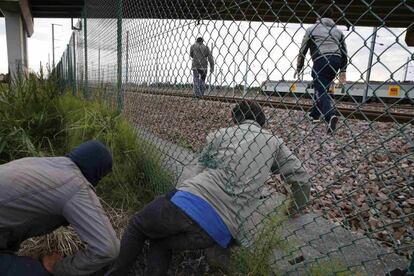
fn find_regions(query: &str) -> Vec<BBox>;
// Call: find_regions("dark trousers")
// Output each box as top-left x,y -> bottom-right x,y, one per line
409,252 -> 414,275
309,55 -> 341,122
0,254 -> 51,276
193,69 -> 207,97
108,196 -> 215,276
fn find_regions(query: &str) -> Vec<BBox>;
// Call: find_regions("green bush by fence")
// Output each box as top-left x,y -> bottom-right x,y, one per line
0,74 -> 172,211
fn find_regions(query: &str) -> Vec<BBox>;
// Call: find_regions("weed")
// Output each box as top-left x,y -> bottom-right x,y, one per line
308,259 -> 357,276
228,208 -> 289,276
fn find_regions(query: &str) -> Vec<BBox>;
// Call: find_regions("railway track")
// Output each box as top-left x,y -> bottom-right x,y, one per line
126,89 -> 414,124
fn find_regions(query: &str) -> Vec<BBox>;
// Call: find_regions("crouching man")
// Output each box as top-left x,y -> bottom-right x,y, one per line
108,101 -> 310,275
0,140 -> 120,275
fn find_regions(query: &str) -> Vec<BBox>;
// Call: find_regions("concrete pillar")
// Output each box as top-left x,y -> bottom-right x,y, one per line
3,10 -> 28,77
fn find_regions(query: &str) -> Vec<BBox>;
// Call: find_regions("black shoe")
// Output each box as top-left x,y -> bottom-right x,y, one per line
327,115 -> 338,134
388,268 -> 407,276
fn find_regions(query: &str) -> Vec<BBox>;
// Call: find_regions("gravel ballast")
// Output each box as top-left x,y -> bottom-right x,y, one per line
124,92 -> 414,257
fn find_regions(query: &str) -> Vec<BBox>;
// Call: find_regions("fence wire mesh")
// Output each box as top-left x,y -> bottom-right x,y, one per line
57,0 -> 414,274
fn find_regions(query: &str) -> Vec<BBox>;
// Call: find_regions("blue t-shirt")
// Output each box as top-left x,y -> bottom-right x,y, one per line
170,191 -> 232,248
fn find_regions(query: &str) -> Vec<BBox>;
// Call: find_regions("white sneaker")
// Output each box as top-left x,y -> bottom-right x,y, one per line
328,115 -> 339,134
306,114 -> 321,124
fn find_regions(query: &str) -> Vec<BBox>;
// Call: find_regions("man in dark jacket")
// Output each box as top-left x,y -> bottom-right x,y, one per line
190,37 -> 214,97
295,5 -> 348,133
0,140 -> 119,275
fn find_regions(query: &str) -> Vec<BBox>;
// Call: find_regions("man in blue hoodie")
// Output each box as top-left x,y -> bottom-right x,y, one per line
0,140 -> 119,275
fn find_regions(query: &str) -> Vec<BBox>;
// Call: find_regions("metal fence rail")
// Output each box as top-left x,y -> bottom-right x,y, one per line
57,0 -> 414,274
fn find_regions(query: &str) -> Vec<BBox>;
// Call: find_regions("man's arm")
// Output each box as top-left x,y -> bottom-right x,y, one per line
207,47 -> 214,72
339,33 -> 348,73
54,186 -> 119,276
190,45 -> 194,58
296,29 -> 311,75
271,142 -> 310,212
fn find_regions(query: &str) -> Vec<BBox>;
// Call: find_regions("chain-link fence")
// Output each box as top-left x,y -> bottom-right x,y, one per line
57,0 -> 414,274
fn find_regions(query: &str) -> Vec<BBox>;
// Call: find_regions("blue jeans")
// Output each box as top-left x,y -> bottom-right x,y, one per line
309,55 -> 341,122
193,69 -> 207,97
0,254 -> 51,276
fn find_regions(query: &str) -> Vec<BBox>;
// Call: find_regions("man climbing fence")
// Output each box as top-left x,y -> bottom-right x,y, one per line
107,100 -> 310,275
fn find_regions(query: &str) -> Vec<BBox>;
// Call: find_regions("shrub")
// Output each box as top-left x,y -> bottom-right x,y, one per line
58,94 -> 172,210
0,73 -> 64,162
0,74 -> 172,211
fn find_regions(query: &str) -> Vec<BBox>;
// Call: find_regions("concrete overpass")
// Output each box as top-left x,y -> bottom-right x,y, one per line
0,0 -> 413,76
0,0 -> 83,76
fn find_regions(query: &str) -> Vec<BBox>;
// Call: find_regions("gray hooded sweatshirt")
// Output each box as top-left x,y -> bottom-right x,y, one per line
297,18 -> 348,72
0,156 -> 119,275
176,121 -> 310,245
190,42 -> 214,71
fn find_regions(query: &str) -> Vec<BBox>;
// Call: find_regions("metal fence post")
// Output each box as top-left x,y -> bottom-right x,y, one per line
125,30 -> 129,87
117,0 -> 123,112
72,33 -> 77,96
83,10 -> 89,99
98,47 -> 101,85
67,43 -> 72,89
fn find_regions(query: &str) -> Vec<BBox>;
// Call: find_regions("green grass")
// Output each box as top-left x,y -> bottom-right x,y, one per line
308,259 -> 357,276
228,208 -> 289,276
0,73 -> 172,211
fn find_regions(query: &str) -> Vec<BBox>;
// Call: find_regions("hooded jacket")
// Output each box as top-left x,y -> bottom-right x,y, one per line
176,121 -> 310,246
190,42 -> 214,71
0,141 -> 119,276
297,18 -> 348,72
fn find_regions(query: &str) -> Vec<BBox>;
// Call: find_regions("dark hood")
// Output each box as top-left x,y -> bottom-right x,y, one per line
66,140 -> 113,186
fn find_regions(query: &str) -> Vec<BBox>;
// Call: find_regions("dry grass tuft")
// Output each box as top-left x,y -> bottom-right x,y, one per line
18,201 -> 130,259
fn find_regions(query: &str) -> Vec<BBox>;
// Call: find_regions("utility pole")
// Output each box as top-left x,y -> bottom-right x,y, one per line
243,21 -> 252,97
363,26 -> 377,103
52,24 -> 54,68
210,42 -> 213,94
156,51 -> 159,85
233,62 -> 236,96
404,57 -> 410,82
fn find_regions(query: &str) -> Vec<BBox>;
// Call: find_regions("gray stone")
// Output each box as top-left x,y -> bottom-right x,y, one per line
134,126 -> 409,275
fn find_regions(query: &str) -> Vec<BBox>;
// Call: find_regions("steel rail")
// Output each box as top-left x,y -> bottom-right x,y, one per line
126,90 -> 414,124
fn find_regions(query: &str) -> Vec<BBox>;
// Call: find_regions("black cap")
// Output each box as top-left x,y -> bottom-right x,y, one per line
66,140 -> 113,186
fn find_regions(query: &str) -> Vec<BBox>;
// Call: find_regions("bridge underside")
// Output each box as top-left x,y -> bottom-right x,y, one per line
87,0 -> 413,28
0,0 -> 412,28
0,0 -> 412,76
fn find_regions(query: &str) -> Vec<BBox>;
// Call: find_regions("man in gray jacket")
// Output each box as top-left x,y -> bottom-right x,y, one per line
0,140 -> 119,275
108,101 -> 310,275
190,37 -> 214,97
295,5 -> 348,133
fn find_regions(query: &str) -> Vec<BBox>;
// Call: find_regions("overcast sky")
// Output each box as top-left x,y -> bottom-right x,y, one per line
0,17 -> 413,85
0,18 -> 73,74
